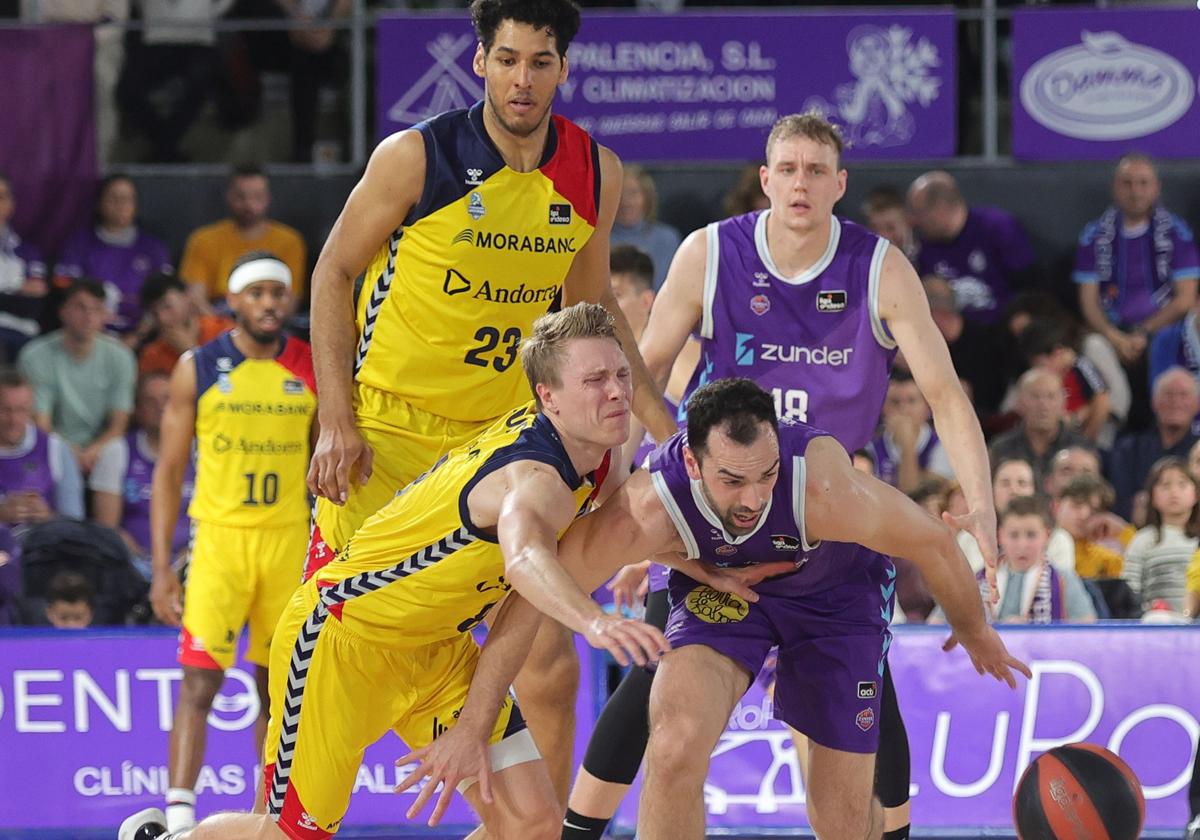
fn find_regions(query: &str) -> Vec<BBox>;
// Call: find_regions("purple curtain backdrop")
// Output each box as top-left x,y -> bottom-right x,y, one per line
0,25 -> 96,258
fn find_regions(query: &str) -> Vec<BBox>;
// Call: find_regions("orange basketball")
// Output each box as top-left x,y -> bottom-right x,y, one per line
1013,743 -> 1145,840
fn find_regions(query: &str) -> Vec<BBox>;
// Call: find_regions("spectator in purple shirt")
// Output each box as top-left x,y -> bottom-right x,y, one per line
909,171 -> 1038,325
1075,154 -> 1199,431
0,174 -> 48,361
55,175 -> 172,335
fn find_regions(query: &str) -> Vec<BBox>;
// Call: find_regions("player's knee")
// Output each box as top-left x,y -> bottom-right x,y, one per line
178,667 -> 224,709
646,714 -> 706,783
807,792 -> 875,840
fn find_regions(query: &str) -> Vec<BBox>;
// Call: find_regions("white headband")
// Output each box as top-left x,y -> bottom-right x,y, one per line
227,258 -> 292,294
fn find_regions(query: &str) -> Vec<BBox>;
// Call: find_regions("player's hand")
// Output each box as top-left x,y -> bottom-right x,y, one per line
688,560 -> 796,604
394,721 -> 493,827
584,614 -> 670,668
942,509 -> 999,605
942,625 -> 1031,689
607,561 -> 650,615
149,567 -> 183,627
307,417 -> 373,504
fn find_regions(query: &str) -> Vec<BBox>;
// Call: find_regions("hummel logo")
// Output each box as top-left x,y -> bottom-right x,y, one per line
466,168 -> 483,186
752,272 -> 771,288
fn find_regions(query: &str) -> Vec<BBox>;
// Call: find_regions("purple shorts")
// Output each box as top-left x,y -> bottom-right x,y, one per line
664,565 -> 895,753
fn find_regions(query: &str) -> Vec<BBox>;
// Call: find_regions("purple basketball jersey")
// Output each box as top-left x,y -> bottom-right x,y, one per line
0,426 -> 54,502
648,421 -> 891,597
682,212 -> 897,453
650,421 -> 897,751
121,431 -> 194,554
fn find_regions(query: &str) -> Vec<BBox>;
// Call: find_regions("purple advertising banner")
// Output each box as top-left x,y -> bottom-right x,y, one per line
376,11 -> 957,162
2,626 -> 1195,832
613,625 -> 1200,831
0,628 -> 597,832
1013,9 -> 1200,160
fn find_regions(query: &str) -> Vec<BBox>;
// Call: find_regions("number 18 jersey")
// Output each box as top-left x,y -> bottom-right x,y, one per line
682,211 -> 897,452
354,102 -> 601,423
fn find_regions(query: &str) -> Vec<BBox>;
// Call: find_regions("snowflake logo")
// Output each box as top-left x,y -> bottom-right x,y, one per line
804,24 -> 942,149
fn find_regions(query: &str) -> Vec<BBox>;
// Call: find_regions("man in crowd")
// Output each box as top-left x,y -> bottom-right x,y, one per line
136,273 -> 233,376
988,368 -> 1091,485
1108,367 -> 1200,520
909,170 -> 1038,325
0,368 -> 84,528
179,166 -> 307,310
17,278 -> 137,472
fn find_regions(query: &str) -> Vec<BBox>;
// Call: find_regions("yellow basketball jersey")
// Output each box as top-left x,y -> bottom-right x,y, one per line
313,402 -> 610,648
354,103 -> 600,423
188,333 -> 316,527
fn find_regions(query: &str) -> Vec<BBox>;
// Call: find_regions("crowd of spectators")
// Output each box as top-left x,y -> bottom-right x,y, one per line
837,155 -> 1200,627
3,150 -> 1200,630
0,164 -> 304,627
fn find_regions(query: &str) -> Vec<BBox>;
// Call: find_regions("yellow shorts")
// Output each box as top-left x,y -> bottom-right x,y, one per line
179,520 -> 308,670
262,582 -> 536,839
307,384 -> 496,576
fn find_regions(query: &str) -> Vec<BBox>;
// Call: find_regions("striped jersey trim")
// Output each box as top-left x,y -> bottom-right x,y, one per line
266,525 -> 475,816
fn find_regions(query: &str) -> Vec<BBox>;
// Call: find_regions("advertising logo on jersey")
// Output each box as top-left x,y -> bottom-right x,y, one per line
451,228 -> 577,254
857,681 -> 878,700
735,332 -> 756,366
441,268 -> 557,305
760,343 -> 854,366
752,271 -> 771,288
465,167 -> 483,186
749,294 -> 771,316
771,534 -> 801,552
549,203 -> 572,225
816,290 -> 847,312
715,544 -> 738,556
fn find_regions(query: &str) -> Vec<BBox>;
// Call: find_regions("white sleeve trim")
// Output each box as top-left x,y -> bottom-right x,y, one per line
700,222 -> 720,340
650,470 -> 701,560
868,238 -> 898,350
790,455 -> 820,552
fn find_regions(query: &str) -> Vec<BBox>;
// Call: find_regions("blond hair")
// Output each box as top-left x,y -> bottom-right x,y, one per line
765,111 -> 844,167
521,302 -> 618,406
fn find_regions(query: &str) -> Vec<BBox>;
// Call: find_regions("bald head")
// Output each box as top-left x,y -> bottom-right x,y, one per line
907,171 -> 966,241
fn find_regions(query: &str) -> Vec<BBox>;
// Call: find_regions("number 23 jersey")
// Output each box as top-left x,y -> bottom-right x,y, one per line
188,332 -> 316,527
355,101 -> 601,423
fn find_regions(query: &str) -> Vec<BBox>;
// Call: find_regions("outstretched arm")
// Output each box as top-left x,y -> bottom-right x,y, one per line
879,247 -> 998,594
803,436 -> 1029,687
496,462 -> 669,666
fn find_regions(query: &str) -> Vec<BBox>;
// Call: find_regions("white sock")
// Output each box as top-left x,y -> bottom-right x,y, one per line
165,788 -> 196,833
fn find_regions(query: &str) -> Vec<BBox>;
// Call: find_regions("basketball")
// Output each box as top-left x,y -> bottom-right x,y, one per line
1013,743 -> 1145,840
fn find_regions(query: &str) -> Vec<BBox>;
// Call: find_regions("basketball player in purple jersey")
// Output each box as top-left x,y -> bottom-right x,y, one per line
562,378 -> 1027,839
562,113 -> 997,840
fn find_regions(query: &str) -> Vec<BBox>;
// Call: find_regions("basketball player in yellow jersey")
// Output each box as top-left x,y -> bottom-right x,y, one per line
121,305 -> 751,840
303,0 -> 676,801
148,253 -> 317,834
